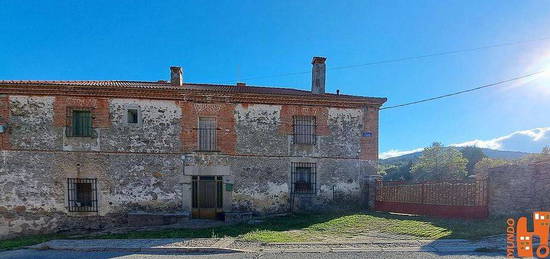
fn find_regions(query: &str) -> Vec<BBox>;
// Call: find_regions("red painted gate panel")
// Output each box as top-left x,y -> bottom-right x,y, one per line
374,180 -> 488,219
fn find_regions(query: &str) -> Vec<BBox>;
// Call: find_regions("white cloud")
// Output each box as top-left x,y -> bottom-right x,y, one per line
380,127 -> 550,159
379,148 -> 423,159
451,127 -> 550,152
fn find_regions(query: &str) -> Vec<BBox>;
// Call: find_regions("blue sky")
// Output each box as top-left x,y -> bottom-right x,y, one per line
1,1 -> 549,155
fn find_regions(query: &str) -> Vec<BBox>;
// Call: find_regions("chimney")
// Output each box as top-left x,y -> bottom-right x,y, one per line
311,57 -> 326,94
170,66 -> 183,86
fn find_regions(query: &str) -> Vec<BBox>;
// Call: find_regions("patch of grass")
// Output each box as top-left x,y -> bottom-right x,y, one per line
239,212 -> 505,242
0,233 -> 69,251
0,211 -> 505,250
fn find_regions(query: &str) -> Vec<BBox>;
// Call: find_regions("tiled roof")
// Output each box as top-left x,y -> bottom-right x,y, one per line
0,80 -> 386,102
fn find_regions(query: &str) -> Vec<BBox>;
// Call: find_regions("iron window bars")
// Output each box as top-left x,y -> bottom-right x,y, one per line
66,109 -> 93,137
198,117 -> 217,151
293,116 -> 316,144
67,178 -> 98,212
291,162 -> 316,194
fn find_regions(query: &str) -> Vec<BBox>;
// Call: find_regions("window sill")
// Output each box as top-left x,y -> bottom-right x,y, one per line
194,150 -> 221,153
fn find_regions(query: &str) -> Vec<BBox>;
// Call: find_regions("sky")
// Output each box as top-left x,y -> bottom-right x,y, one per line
1,1 -> 549,156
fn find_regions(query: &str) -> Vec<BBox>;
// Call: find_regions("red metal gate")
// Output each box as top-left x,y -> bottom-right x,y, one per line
374,179 -> 488,219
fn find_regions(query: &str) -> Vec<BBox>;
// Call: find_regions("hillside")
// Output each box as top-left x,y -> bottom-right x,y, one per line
381,147 -> 532,165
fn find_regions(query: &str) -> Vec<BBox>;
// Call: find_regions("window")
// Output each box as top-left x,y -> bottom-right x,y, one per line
127,108 -> 138,124
67,178 -> 98,212
293,116 -> 316,144
198,117 -> 217,151
68,110 -> 93,137
291,162 -> 316,194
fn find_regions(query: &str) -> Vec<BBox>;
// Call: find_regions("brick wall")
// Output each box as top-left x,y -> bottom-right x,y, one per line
53,96 -> 111,128
360,105 -> 379,160
180,102 -> 237,154
488,159 -> 550,216
0,95 -> 10,149
278,105 -> 330,136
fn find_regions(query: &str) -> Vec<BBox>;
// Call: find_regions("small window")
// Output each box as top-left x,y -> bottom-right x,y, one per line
67,178 -> 98,212
293,116 -> 316,144
69,110 -> 92,137
291,162 -> 316,194
198,117 -> 217,151
127,109 -> 138,124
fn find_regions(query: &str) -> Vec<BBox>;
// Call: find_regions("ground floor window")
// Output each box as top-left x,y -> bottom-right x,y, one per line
291,162 -> 316,194
67,178 -> 98,212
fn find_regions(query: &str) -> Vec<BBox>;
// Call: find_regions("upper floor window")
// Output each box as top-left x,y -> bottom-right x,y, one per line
198,117 -> 217,151
293,116 -> 316,144
127,108 -> 139,124
67,110 -> 92,137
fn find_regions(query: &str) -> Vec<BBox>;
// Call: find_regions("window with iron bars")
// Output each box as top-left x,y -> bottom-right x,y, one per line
293,116 -> 316,144
67,178 -> 98,212
198,117 -> 217,151
66,109 -> 93,137
291,162 -> 316,194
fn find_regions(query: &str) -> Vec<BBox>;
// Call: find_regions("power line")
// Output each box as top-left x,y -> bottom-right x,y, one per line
380,70 -> 546,110
219,36 -> 550,84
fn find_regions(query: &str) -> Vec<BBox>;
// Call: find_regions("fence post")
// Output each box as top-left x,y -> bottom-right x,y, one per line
366,175 -> 382,210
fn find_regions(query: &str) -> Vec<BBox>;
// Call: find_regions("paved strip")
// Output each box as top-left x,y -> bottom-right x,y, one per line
28,238 -> 506,254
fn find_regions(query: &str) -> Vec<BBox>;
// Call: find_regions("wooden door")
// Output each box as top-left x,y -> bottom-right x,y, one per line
192,176 -> 223,219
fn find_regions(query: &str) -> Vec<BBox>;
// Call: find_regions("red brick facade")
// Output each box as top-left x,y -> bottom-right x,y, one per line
180,102 -> 237,154
360,105 -> 379,160
0,95 -> 10,150
278,105 -> 330,136
53,96 -> 111,128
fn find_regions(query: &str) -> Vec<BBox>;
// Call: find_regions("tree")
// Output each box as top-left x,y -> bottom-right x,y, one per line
517,146 -> 550,164
411,142 -> 468,181
474,157 -> 510,179
460,146 -> 487,176
383,161 -> 413,181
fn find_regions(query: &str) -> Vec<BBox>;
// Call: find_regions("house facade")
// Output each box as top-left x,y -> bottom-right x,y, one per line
0,57 -> 386,239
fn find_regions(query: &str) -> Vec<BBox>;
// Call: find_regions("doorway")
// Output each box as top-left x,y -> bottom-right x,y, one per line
191,176 -> 223,219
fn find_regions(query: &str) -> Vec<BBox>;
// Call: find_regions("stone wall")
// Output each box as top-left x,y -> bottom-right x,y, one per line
0,95 -> 380,239
0,151 -> 184,239
487,159 -> 550,216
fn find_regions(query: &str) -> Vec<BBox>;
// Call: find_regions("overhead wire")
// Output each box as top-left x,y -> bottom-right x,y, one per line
380,70 -> 546,110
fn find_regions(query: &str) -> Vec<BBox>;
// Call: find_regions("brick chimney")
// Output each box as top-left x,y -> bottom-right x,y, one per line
170,66 -> 183,86
311,57 -> 326,94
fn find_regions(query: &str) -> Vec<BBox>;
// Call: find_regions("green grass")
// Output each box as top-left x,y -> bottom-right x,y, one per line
0,211 -> 505,251
0,233 -> 69,251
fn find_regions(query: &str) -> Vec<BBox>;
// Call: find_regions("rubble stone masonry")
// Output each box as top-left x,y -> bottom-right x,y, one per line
0,88 -> 383,239
488,159 -> 550,216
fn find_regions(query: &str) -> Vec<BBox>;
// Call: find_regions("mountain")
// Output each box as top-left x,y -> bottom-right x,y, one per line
380,147 -> 532,165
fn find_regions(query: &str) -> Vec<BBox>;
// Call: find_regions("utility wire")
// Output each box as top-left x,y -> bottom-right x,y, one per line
219,36 -> 550,84
380,70 -> 547,110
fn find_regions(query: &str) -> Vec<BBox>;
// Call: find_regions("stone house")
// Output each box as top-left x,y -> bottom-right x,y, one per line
0,57 -> 386,239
